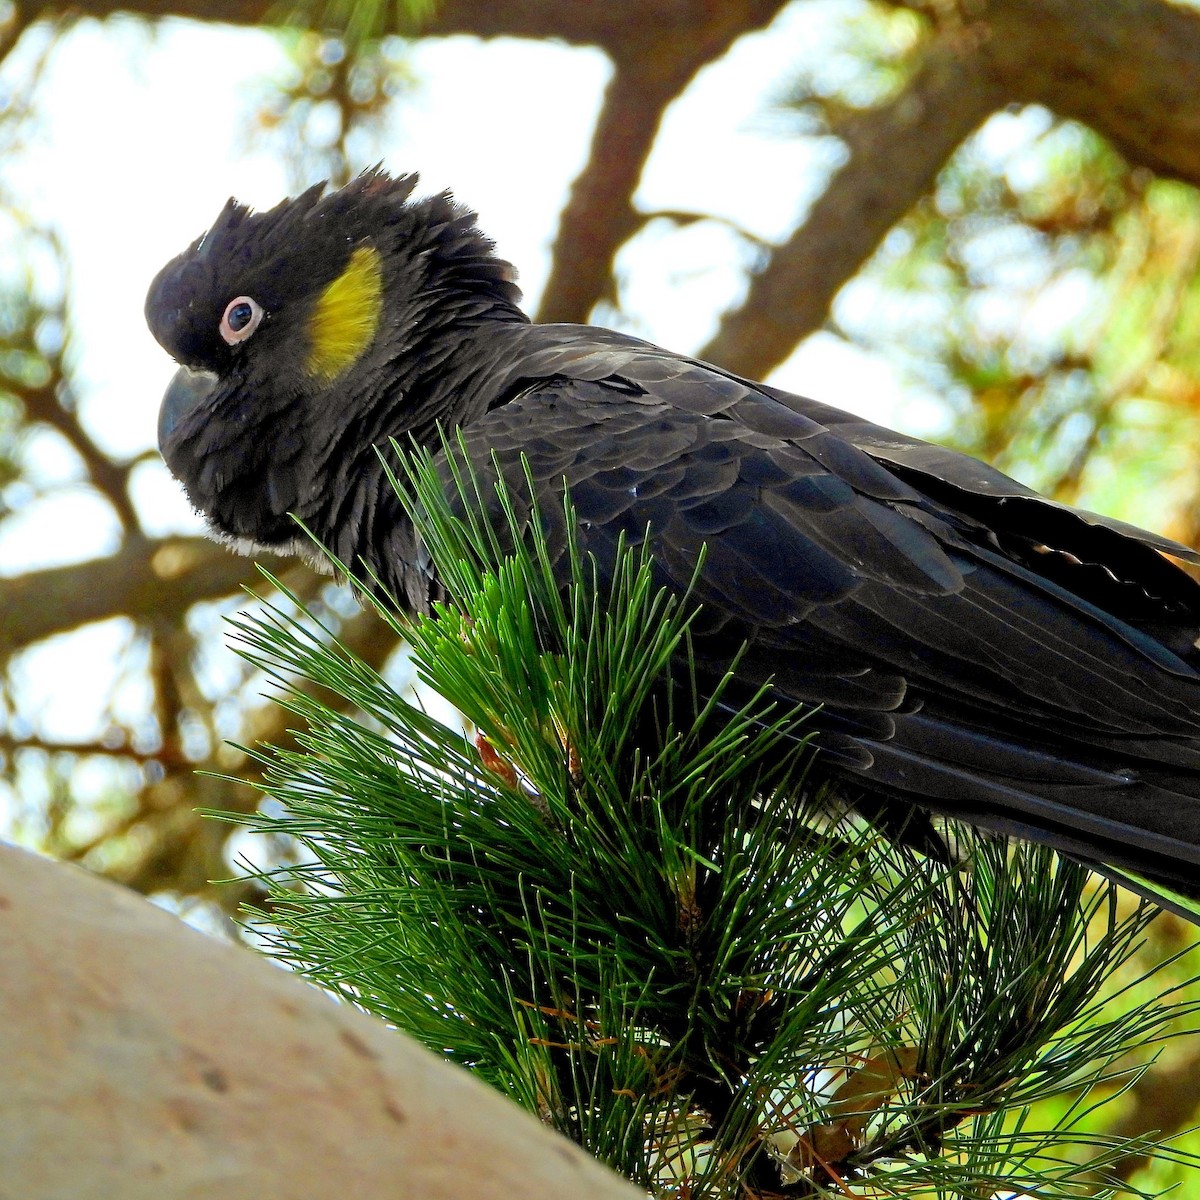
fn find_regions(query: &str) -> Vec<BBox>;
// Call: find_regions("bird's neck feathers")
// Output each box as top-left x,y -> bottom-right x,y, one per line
311,188 -> 529,433
293,189 -> 533,596
394,190 -> 526,328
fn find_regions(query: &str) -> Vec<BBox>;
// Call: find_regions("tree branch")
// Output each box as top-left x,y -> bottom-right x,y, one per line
0,732 -> 181,764
38,0 -> 781,53
16,373 -> 143,534
0,538 -> 289,652
0,4 -> 33,63
973,0 -> 1200,188
29,0 -> 1200,195
534,57 -> 678,324
535,1 -> 787,323
699,34 -> 1001,379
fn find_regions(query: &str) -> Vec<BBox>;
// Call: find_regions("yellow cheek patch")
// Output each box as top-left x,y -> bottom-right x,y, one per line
306,244 -> 384,382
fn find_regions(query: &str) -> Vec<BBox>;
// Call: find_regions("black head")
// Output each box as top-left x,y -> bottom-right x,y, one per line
145,168 -> 524,554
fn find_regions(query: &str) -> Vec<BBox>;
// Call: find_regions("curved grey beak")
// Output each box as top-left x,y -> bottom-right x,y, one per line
158,367 -> 218,452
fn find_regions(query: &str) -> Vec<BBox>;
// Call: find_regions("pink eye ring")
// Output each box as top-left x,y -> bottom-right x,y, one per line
219,296 -> 264,345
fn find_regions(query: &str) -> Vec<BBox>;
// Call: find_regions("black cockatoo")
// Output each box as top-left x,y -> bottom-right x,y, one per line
146,169 -> 1200,915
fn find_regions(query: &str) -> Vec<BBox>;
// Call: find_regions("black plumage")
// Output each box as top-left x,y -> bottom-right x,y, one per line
147,169 -> 1200,914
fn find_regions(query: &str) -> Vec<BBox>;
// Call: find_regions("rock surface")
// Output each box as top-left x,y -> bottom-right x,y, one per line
0,842 -> 640,1200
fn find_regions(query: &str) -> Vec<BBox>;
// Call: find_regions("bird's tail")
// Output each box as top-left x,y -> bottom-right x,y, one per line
853,734 -> 1200,919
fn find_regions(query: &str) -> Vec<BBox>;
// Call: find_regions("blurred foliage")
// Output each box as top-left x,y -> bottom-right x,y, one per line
282,0 -> 435,48
0,16 -> 413,910
250,30 -> 414,189
843,115 -> 1200,543
0,219 -> 66,518
777,0 -> 926,126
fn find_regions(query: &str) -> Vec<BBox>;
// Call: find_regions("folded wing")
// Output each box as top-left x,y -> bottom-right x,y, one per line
446,338 -> 1200,903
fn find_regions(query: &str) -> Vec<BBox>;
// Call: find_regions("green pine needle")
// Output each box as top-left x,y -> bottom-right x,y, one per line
222,444 -> 1200,1198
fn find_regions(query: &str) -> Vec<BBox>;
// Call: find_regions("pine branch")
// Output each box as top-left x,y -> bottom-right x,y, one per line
219,450 -> 1200,1197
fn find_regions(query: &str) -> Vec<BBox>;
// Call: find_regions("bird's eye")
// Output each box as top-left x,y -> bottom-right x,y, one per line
219,296 -> 264,345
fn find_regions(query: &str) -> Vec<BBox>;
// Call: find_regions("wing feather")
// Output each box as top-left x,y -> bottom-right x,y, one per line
439,340 -> 1200,897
